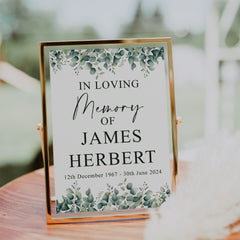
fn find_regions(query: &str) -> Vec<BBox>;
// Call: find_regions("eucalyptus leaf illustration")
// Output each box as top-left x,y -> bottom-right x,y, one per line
56,179 -> 170,214
50,46 -> 164,79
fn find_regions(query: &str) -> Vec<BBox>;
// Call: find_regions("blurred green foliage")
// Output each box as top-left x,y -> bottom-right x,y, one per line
0,0 -> 99,79
217,1 -> 240,47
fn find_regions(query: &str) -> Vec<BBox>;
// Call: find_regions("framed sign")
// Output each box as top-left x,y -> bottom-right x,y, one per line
39,38 -> 178,224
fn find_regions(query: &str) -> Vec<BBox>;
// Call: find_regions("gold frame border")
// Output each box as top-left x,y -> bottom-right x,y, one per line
39,38 -> 178,224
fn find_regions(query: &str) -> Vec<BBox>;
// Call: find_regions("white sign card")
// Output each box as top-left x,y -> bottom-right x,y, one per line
40,39 -> 177,222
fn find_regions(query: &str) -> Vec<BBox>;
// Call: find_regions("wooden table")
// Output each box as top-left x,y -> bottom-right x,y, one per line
0,163 -> 239,240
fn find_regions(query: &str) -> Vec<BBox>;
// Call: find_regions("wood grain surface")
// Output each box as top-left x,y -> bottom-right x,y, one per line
0,162 -> 239,240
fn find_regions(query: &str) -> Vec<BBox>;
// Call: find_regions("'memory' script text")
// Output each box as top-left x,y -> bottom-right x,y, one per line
72,92 -> 144,123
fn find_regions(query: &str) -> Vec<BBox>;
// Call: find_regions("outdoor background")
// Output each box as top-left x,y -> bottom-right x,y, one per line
0,0 -> 239,186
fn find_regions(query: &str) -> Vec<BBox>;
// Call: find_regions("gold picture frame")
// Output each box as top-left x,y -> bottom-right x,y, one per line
39,38 -> 178,224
